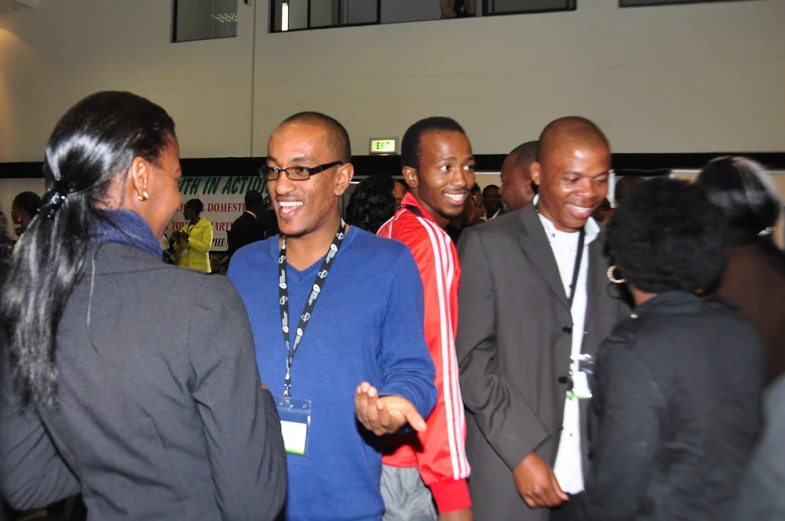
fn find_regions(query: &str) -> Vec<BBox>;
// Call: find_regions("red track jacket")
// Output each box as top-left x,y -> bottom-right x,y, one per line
378,193 -> 471,513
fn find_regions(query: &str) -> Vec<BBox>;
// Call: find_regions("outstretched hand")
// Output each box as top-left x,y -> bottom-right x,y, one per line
355,382 -> 427,436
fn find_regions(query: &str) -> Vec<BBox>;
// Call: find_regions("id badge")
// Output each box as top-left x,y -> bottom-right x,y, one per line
567,354 -> 595,400
275,396 -> 311,456
571,371 -> 593,399
182,248 -> 190,256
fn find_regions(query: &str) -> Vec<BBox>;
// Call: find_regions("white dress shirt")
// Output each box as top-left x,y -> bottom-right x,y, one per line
537,209 -> 600,494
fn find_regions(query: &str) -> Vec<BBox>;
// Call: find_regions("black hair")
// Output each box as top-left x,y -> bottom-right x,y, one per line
482,184 -> 499,198
607,177 -> 725,294
282,112 -> 351,163
245,190 -> 264,208
471,184 -> 481,194
401,117 -> 466,171
12,191 -> 43,218
345,175 -> 397,233
695,156 -> 785,275
614,175 -> 644,206
185,198 -> 205,215
0,91 -> 176,407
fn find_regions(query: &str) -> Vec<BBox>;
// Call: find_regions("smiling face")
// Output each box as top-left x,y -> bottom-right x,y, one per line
266,122 -> 352,239
531,141 -> 610,233
404,130 -> 475,227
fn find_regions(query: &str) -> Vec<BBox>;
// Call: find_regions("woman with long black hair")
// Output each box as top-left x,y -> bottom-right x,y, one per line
696,156 -> 785,384
0,91 -> 285,520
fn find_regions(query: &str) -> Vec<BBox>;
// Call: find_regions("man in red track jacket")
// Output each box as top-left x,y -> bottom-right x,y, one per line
378,117 -> 475,521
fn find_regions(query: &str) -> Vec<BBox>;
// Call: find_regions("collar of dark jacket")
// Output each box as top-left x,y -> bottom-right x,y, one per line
634,291 -> 704,316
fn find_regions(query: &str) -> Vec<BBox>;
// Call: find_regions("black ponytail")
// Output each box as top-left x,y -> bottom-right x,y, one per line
0,91 -> 175,407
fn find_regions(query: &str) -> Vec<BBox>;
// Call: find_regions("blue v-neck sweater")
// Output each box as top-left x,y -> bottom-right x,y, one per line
228,226 -> 436,521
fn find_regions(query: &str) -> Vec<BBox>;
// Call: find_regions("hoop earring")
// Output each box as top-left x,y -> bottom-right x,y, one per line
607,265 -> 625,284
137,191 -> 149,201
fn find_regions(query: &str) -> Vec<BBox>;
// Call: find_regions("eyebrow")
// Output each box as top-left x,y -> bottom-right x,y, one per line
290,155 -> 316,164
438,155 -> 475,162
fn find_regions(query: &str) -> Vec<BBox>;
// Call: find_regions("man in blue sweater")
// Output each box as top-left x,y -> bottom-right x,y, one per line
228,112 -> 437,521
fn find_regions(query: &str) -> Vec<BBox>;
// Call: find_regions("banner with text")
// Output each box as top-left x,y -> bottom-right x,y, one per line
168,176 -> 268,252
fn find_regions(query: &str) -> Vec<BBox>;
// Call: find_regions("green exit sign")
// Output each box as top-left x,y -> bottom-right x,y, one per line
369,137 -> 398,155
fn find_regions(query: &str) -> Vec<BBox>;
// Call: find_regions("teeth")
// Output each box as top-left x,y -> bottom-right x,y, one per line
279,201 -> 303,208
568,204 -> 591,212
446,193 -> 466,202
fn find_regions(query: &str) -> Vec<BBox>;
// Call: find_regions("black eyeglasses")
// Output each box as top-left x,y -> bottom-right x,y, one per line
260,161 -> 344,181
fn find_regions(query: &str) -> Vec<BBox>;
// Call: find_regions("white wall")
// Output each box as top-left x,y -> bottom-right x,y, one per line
0,0 -> 256,162
0,0 -> 783,164
252,0 -> 785,157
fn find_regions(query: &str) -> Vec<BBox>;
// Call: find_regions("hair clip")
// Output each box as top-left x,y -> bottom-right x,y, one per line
759,227 -> 774,237
40,189 -> 66,219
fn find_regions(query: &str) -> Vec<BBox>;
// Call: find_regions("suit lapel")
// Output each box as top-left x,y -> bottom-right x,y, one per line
585,229 -> 610,327
517,205 -> 570,312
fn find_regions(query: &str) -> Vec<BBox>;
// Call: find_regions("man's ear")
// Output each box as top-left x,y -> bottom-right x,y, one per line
530,161 -> 542,187
402,166 -> 418,189
334,163 -> 354,197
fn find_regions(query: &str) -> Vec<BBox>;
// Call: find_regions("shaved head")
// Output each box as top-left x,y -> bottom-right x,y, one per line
530,116 -> 611,232
508,141 -> 538,170
536,116 -> 610,164
280,111 -> 351,163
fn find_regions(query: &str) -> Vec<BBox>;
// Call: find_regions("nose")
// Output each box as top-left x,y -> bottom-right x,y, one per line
452,168 -> 473,191
272,173 -> 296,195
578,177 -> 603,203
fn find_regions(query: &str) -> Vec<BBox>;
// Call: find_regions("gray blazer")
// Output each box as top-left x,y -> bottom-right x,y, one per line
456,205 -> 629,521
0,243 -> 286,520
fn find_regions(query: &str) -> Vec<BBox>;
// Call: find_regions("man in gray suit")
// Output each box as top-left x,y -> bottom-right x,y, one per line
456,116 -> 630,520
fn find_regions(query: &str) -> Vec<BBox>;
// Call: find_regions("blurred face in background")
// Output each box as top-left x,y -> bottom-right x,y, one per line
393,180 -> 407,208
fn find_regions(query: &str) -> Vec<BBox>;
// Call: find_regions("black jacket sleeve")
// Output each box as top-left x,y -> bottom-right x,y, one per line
574,340 -> 662,521
187,276 -> 287,521
0,357 -> 81,510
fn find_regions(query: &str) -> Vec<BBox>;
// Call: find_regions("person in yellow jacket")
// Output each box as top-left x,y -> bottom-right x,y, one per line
172,199 -> 213,273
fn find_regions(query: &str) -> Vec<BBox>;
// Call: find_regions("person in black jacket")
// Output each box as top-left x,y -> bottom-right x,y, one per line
227,189 -> 268,257
0,208 -> 12,521
0,91 -> 286,520
563,177 -> 764,521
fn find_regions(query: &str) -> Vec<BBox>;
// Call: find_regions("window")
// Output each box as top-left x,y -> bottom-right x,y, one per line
269,0 -> 574,33
271,0 -> 379,32
484,0 -> 575,16
173,0 -> 238,43
620,0 -> 756,6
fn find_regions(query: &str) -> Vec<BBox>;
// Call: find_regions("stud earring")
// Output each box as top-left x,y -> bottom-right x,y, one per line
137,191 -> 149,201
607,265 -> 625,284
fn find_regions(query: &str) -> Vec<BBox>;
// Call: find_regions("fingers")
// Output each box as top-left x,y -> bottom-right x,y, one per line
354,384 -> 370,428
527,477 -> 567,509
355,382 -> 386,435
375,400 -> 393,434
404,408 -> 427,432
551,474 -> 568,502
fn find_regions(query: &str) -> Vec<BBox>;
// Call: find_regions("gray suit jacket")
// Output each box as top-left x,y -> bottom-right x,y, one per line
0,243 -> 286,520
456,205 -> 629,521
